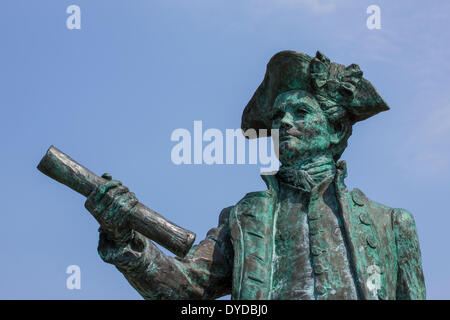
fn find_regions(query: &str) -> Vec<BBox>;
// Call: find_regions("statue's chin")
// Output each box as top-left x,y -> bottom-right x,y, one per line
279,141 -> 321,166
279,140 -> 303,154
278,146 -> 302,166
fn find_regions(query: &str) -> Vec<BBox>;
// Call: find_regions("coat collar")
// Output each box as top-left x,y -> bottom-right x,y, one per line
260,160 -> 349,194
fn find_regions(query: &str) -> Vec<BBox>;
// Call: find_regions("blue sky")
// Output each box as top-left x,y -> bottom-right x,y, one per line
1,0 -> 449,299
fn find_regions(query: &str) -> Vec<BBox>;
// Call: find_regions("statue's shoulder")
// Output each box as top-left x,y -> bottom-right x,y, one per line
349,187 -> 417,227
230,174 -> 278,218
216,189 -> 274,228
233,189 -> 274,212
391,207 -> 418,233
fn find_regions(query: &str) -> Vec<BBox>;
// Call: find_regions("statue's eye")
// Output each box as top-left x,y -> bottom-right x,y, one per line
293,108 -> 307,118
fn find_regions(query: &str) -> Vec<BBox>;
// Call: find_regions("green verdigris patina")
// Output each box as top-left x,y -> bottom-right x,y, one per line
83,50 -> 426,299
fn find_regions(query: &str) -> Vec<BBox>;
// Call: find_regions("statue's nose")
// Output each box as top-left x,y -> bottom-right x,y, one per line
279,114 -> 294,131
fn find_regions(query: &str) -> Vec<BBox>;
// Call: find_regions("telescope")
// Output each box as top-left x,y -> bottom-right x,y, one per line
37,146 -> 196,258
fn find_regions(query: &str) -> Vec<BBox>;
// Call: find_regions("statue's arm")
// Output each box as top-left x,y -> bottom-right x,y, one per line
98,207 -> 234,300
392,208 -> 426,300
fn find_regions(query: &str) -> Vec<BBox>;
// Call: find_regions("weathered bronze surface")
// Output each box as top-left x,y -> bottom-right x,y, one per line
38,50 -> 426,300
37,146 -> 195,257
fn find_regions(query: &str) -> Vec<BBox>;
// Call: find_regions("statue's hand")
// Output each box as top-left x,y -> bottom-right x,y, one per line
85,173 -> 139,243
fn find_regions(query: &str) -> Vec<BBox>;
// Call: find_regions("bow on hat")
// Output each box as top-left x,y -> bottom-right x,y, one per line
310,51 -> 363,104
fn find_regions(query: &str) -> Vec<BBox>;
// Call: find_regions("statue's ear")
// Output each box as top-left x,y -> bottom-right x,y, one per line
330,121 -> 350,146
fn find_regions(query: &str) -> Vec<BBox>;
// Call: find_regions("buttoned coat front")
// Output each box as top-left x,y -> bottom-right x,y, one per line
227,161 -> 426,300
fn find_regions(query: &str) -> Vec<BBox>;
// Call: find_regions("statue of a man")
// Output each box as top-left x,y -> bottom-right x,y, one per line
85,51 -> 426,300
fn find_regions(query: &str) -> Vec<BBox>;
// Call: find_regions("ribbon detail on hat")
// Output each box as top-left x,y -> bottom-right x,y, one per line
310,51 -> 363,105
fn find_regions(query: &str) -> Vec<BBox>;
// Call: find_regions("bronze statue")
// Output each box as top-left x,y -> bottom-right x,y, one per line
38,50 -> 426,300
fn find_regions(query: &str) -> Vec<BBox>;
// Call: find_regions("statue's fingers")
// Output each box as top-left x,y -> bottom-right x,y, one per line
108,192 -> 138,226
85,180 -> 122,215
94,180 -> 122,202
85,190 -> 103,213
105,185 -> 129,202
117,192 -> 139,211
96,186 -> 129,217
92,189 -> 131,235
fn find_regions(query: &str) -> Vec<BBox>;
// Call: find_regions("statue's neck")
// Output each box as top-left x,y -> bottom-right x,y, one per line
277,155 -> 336,192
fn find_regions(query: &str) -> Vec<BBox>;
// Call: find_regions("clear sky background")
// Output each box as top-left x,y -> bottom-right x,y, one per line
1,0 -> 449,299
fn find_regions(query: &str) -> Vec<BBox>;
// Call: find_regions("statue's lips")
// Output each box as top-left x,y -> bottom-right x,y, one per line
279,129 -> 302,141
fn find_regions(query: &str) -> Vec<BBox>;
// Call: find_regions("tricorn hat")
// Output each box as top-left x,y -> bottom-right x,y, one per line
241,50 -> 389,137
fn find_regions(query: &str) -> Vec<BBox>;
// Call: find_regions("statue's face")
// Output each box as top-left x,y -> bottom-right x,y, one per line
272,90 -> 332,165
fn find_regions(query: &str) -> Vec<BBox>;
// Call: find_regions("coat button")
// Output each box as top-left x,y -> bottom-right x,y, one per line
316,285 -> 327,295
351,189 -> 365,206
366,235 -> 377,248
359,213 -> 371,225
314,264 -> 326,275
311,246 -> 323,256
